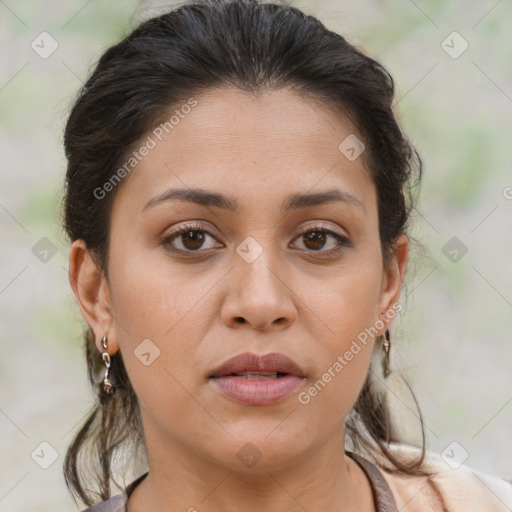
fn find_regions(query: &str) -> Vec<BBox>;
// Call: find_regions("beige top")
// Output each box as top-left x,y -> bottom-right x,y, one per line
375,443 -> 512,511
81,443 -> 512,511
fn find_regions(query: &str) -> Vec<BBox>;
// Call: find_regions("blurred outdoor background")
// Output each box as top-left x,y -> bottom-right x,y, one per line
0,0 -> 511,510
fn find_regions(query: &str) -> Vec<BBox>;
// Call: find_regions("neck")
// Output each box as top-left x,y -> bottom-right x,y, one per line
127,427 -> 375,512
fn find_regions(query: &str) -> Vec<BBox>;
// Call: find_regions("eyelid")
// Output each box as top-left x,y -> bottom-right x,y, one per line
162,222 -> 222,249
165,221 -> 214,237
295,221 -> 350,240
291,223 -> 353,255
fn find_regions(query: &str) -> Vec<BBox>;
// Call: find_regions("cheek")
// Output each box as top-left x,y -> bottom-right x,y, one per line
294,312 -> 375,441
309,256 -> 383,341
297,259 -> 381,417
108,242 -> 217,341
107,248 -> 220,398
109,264 -> 214,438
297,349 -> 373,435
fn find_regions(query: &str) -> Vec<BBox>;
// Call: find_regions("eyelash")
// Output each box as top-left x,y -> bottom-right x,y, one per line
162,222 -> 352,257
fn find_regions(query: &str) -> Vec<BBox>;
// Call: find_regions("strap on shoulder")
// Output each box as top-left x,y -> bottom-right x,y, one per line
346,451 -> 399,512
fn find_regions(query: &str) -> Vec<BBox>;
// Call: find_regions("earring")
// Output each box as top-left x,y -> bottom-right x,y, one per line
382,329 -> 391,378
101,335 -> 115,395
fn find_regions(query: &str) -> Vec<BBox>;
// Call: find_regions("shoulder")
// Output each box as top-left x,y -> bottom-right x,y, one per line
373,443 -> 512,512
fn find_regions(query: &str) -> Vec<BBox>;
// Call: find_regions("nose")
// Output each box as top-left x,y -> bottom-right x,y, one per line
220,246 -> 297,331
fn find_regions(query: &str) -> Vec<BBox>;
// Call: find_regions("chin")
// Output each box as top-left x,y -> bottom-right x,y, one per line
204,424 -> 312,473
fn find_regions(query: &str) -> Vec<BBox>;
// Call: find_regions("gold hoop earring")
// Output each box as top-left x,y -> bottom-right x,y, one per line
101,335 -> 115,395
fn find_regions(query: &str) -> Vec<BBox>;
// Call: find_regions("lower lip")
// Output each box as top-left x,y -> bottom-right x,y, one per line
210,375 -> 304,405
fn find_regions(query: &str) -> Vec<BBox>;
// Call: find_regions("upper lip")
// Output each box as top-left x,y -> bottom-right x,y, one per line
209,352 -> 306,378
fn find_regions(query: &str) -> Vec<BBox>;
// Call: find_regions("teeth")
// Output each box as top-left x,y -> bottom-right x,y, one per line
243,372 -> 278,380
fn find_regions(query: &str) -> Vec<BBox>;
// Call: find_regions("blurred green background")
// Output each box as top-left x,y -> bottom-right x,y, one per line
0,0 -> 511,510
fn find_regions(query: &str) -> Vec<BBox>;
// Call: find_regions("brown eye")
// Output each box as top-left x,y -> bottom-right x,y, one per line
303,230 -> 327,251
292,227 -> 351,255
162,224 -> 221,253
178,229 -> 206,250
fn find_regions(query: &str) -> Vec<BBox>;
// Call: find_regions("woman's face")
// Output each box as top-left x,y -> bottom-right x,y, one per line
72,87 -> 407,473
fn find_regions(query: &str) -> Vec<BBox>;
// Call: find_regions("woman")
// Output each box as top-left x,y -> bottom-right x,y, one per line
62,0 -> 512,510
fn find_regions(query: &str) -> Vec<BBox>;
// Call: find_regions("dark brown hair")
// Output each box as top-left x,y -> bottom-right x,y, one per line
62,0 -> 430,506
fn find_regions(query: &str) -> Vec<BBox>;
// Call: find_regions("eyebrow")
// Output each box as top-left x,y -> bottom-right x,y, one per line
143,187 -> 367,215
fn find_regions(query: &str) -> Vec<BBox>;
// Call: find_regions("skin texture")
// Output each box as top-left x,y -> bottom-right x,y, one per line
69,88 -> 408,512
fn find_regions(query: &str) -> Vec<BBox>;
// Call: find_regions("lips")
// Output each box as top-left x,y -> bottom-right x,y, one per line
209,352 -> 306,405
209,352 -> 306,379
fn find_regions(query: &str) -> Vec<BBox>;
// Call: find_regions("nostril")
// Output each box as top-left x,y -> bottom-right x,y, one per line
235,317 -> 245,324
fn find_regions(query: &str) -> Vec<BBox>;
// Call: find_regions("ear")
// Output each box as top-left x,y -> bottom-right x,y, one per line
68,239 -> 119,354
376,233 -> 408,333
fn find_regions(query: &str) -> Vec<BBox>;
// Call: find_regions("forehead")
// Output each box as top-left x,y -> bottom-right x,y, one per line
159,87 -> 360,157
112,87 -> 375,217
